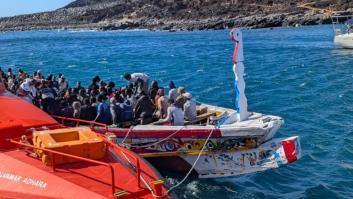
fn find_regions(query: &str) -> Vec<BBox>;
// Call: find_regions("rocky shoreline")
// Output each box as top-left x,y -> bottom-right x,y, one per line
0,0 -> 352,32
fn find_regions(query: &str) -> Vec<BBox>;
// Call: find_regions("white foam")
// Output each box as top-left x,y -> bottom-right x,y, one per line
97,61 -> 109,64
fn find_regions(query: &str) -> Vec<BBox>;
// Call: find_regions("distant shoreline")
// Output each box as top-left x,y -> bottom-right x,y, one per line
0,0 -> 351,33
0,16 -> 333,33
0,23 -> 334,34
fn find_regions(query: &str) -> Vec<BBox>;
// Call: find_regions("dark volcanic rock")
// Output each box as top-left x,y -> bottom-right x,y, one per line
0,0 -> 352,31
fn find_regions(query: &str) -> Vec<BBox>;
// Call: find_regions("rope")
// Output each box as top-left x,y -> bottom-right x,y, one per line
118,126 -> 216,197
151,128 -> 215,198
122,127 -> 184,149
121,126 -> 134,144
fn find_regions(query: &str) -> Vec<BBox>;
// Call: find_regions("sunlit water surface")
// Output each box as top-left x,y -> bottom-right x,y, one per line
1,25 -> 353,198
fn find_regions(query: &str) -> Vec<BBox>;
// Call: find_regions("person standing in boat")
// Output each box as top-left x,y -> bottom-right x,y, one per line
183,92 -> 197,122
123,72 -> 149,95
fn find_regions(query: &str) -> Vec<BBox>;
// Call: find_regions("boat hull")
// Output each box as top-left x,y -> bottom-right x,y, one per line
103,111 -> 284,155
141,136 -> 301,178
334,33 -> 353,48
182,136 -> 301,178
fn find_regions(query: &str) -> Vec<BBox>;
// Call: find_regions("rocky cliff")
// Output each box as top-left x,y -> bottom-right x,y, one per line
0,0 -> 352,31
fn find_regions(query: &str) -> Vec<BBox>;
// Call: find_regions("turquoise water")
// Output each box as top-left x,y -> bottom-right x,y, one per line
1,25 -> 353,198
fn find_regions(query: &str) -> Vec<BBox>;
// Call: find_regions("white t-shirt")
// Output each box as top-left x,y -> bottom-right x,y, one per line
184,99 -> 197,121
166,105 -> 184,126
168,88 -> 178,101
130,73 -> 149,82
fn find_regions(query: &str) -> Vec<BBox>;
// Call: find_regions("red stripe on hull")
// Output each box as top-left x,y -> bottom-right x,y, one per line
106,128 -> 223,139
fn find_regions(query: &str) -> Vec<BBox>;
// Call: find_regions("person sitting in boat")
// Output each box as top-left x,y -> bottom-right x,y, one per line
77,88 -> 86,103
94,94 -> 112,124
6,74 -> 15,92
110,97 -> 121,127
72,101 -> 81,119
88,79 -> 99,93
80,98 -> 97,121
123,72 -> 149,94
111,95 -> 134,127
183,92 -> 197,122
149,80 -> 159,104
73,81 -> 84,94
20,78 -> 36,101
168,81 -> 178,101
175,86 -> 187,108
134,91 -> 155,124
154,98 -> 184,126
155,88 -> 169,119
58,76 -> 68,94
34,70 -> 43,81
17,69 -> 26,81
7,68 -> 13,78
125,87 -> 136,108
40,87 -> 60,115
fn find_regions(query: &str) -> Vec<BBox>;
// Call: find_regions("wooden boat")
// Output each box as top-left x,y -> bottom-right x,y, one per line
0,84 -> 172,199
90,29 -> 301,178
92,106 -> 299,178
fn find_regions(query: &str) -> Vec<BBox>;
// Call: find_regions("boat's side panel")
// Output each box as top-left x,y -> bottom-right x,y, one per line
106,126 -> 223,139
181,136 -> 301,178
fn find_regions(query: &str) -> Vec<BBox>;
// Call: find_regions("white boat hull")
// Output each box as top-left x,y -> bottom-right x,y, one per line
182,136 -> 301,178
334,33 -> 353,48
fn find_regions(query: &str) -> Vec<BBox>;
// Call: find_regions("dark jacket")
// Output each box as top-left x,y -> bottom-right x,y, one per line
134,96 -> 155,119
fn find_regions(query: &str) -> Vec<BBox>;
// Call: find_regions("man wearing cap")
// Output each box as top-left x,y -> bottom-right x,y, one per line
183,92 -> 197,122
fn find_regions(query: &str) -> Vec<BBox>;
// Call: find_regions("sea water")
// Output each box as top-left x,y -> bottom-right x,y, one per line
1,25 -> 353,198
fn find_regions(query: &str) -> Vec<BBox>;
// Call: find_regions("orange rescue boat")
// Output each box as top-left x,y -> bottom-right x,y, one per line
0,82 -> 172,199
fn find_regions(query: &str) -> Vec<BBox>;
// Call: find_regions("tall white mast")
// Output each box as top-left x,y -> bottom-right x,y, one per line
231,29 -> 249,121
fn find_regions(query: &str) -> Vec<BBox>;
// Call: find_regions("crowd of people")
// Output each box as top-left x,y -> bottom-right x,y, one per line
0,67 -> 197,127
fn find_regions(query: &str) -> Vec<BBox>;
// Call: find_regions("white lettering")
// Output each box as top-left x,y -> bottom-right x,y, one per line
0,171 -> 22,182
22,178 -> 47,188
0,171 -> 47,189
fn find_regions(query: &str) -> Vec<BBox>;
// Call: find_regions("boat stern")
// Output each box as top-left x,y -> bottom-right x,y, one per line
183,135 -> 301,179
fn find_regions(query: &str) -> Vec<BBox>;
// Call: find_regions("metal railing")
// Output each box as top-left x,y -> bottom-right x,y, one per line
52,115 -> 108,133
47,116 -> 145,192
10,137 -> 143,196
